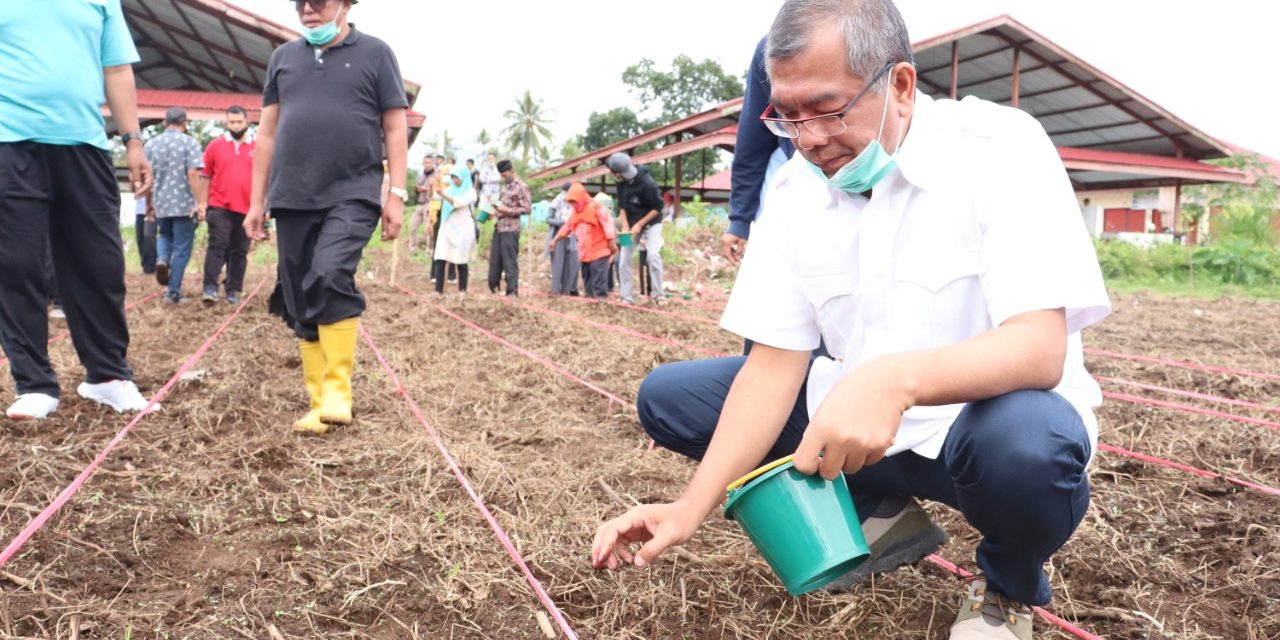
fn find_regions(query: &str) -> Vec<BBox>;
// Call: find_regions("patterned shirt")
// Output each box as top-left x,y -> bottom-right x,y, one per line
144,129 -> 203,218
496,177 -> 531,233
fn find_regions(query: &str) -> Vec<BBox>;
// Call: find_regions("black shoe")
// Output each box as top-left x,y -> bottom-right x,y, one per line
202,286 -> 218,306
155,262 -> 170,287
226,292 -> 241,306
824,497 -> 949,593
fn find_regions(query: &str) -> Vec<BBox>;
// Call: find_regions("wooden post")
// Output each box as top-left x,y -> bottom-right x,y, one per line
1173,179 -> 1183,239
1011,48 -> 1021,108
673,154 -> 683,218
389,231 -> 400,287
950,41 -> 959,99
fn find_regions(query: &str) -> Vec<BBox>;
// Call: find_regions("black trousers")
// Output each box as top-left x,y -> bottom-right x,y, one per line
272,201 -> 379,342
134,213 -> 156,273
43,237 -> 61,307
582,257 -> 610,298
488,230 -> 520,295
432,260 -> 469,293
0,142 -> 132,397
202,206 -> 250,293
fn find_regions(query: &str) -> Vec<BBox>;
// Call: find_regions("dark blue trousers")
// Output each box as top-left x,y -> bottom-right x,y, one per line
637,356 -> 1091,606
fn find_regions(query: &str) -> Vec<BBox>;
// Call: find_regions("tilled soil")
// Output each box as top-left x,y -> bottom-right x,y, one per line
0,247 -> 1277,639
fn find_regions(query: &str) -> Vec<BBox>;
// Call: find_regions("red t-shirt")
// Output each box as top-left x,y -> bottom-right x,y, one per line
201,134 -> 255,214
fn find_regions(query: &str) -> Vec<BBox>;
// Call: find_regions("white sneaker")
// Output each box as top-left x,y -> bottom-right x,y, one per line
5,393 -> 60,420
49,306 -> 66,320
949,579 -> 1034,640
76,380 -> 160,414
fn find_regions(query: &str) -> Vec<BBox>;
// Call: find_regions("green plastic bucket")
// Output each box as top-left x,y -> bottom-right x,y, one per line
724,455 -> 869,595
618,232 -> 633,247
476,210 -> 491,223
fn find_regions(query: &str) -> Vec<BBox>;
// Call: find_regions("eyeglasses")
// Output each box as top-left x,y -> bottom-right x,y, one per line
760,63 -> 894,139
293,0 -> 331,12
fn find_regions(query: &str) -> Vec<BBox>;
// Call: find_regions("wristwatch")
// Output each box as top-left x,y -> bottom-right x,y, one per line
121,131 -> 143,145
388,186 -> 408,201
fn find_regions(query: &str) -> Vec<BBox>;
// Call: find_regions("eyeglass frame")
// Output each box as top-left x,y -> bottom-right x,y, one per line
759,62 -> 896,139
294,0 -> 336,12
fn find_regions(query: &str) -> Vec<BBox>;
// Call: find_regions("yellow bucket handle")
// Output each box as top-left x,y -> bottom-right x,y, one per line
726,455 -> 795,493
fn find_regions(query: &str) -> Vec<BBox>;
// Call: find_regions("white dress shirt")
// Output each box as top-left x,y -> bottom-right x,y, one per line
721,91 -> 1112,460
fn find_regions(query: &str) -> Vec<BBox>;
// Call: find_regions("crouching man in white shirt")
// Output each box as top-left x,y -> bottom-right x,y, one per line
590,1 -> 1111,638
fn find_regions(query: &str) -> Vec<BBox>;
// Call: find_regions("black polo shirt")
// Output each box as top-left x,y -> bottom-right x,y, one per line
263,26 -> 407,211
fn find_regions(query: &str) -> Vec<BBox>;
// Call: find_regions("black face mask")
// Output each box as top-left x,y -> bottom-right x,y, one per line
228,127 -> 248,140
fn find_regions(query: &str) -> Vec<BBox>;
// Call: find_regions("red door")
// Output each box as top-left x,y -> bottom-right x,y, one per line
1103,208 -> 1145,232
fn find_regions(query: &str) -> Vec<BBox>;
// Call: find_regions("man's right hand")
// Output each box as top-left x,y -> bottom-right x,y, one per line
591,501 -> 703,570
721,232 -> 747,264
244,205 -> 268,241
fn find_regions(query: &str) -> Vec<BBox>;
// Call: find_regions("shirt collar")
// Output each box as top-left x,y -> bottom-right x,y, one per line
892,90 -> 941,192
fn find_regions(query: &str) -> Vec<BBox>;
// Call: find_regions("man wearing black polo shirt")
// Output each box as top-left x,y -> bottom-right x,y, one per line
245,0 -> 407,435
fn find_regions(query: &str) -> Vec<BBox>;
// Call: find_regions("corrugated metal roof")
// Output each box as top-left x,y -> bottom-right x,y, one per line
120,0 -> 422,126
913,15 -> 1230,160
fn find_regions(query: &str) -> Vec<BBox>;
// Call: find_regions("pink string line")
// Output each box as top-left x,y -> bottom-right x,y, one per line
924,554 -> 1103,640
397,285 -> 629,408
1097,443 -> 1280,497
359,325 -> 579,640
499,297 -> 730,359
1103,391 -> 1280,430
0,276 -> 268,568
667,297 -> 728,313
1085,347 -> 1280,382
510,301 -> 1280,497
1097,375 -> 1280,415
526,290 -> 720,327
0,288 -> 165,368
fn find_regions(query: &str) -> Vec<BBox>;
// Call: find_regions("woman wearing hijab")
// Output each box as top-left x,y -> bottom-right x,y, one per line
550,182 -> 617,299
477,153 -> 501,217
432,165 -> 477,295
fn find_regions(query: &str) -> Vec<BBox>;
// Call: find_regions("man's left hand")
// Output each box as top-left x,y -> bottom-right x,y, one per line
126,143 -> 152,195
793,357 -> 913,480
381,198 -> 403,241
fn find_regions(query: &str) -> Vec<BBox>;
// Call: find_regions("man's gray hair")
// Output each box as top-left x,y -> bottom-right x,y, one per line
766,0 -> 913,90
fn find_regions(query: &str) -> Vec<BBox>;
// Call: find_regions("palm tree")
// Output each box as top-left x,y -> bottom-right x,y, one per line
476,128 -> 491,152
500,90 -> 555,166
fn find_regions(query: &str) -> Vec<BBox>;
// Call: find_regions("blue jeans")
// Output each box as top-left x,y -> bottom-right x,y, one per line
636,356 -> 1091,606
156,216 -> 196,296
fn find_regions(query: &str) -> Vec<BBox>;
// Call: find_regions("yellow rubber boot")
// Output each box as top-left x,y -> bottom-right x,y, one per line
317,317 -> 358,425
292,340 -> 329,435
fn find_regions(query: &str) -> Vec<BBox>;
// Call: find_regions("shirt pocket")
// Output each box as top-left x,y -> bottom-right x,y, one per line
800,270 -> 856,357
893,247 -> 985,348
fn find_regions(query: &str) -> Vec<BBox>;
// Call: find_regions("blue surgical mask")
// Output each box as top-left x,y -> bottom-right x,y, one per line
804,76 -> 900,196
301,8 -> 344,46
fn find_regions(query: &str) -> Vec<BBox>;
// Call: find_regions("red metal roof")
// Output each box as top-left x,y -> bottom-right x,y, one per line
121,0 -> 423,130
112,88 -> 425,128
531,98 -> 743,181
1058,147 -> 1247,178
689,168 -> 732,191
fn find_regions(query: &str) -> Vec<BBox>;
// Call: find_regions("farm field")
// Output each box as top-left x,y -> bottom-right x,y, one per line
1,244 -> 1277,639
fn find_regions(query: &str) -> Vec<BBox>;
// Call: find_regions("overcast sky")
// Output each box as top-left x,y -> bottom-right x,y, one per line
234,0 -> 1280,161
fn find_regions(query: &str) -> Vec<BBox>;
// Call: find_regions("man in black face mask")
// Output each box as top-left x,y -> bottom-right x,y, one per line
198,105 -> 255,306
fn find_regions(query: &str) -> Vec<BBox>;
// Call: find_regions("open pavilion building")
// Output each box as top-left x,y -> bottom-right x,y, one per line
532,15 -> 1259,243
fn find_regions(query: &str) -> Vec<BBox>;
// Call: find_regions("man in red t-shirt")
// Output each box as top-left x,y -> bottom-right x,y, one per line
197,105 -> 254,306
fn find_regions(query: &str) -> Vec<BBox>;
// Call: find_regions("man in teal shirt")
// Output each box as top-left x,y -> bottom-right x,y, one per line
0,0 -> 157,420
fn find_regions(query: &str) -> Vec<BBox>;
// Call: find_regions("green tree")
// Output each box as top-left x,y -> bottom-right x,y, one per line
619,55 -> 743,185
501,90 -> 556,166
559,137 -> 585,163
581,107 -> 644,151
622,54 -> 743,123
1184,153 -> 1279,246
476,128 -> 491,152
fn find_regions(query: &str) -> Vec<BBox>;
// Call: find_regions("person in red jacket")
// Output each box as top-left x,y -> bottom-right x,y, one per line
551,182 -> 617,298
